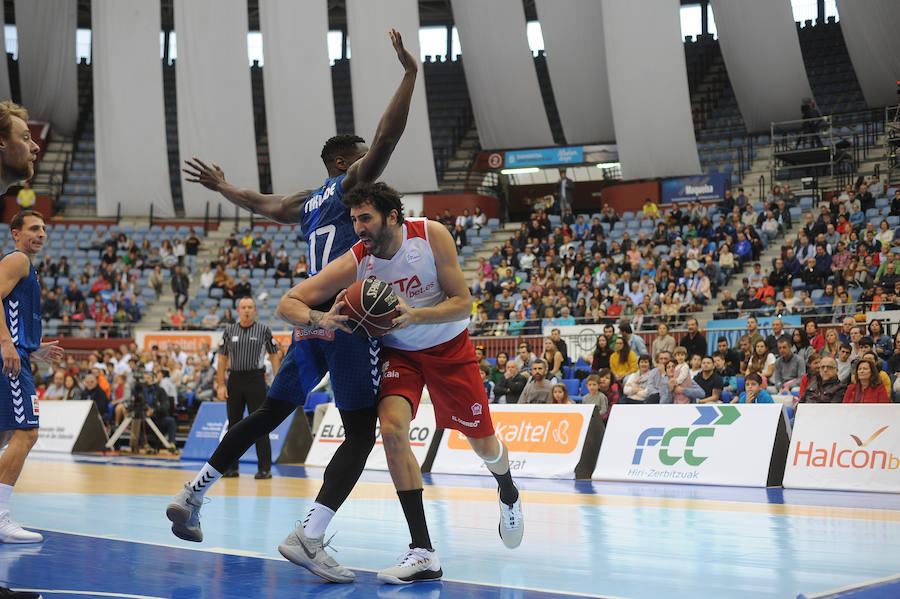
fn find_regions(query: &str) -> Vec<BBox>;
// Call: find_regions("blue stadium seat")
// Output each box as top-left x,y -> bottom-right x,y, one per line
560,379 -> 580,397
487,218 -> 500,230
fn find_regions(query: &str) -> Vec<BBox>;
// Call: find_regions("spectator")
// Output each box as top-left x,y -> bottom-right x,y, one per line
591,335 -> 613,372
735,373 -> 774,404
550,383 -> 573,405
541,338 -> 564,379
171,265 -> 189,310
81,374 -> 109,423
609,336 -> 638,382
745,339 -> 776,382
44,371 -> 66,401
843,360 -> 889,403
480,366 -> 495,402
867,319 -> 892,361
836,343 -> 854,382
514,342 -> 536,373
791,328 -> 815,365
682,318 -> 707,359
819,328 -> 841,358
232,273 -> 252,300
519,359 -> 554,404
148,265 -> 165,298
580,374 -> 608,413
494,361 -> 527,404
594,369 -> 621,417
62,374 -> 83,401
770,339 -> 805,393
622,354 -> 655,403
651,322 -> 675,360
802,355 -> 846,403
804,319 -> 825,352
694,356 -> 724,404
745,316 -> 764,348
472,206 -> 486,229
764,317 -> 789,353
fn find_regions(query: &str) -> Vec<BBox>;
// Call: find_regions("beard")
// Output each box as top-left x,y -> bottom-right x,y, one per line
361,223 -> 394,257
2,159 -> 33,183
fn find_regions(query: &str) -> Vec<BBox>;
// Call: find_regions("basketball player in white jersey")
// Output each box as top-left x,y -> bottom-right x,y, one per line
277,182 -> 523,584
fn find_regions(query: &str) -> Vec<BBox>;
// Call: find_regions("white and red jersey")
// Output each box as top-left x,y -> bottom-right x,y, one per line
350,218 -> 469,351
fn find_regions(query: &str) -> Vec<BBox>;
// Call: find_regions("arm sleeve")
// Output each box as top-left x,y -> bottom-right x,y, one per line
265,327 -> 279,354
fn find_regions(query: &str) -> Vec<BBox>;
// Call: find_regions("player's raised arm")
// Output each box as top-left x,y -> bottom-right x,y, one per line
342,29 -> 418,191
276,250 -> 358,332
392,221 -> 472,330
183,157 -> 311,224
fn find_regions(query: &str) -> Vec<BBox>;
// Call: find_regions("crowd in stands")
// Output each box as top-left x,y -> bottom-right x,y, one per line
33,340 -> 251,450
477,314 -> 897,415
35,226 -> 205,337
716,179 -> 900,320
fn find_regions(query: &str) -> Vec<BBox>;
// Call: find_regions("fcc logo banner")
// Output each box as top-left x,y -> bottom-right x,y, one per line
594,404 -> 782,487
784,404 -> 900,493
431,405 -> 596,479
306,403 -> 437,470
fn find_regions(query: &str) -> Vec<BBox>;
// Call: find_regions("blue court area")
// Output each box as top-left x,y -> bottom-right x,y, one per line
1,454 -> 899,599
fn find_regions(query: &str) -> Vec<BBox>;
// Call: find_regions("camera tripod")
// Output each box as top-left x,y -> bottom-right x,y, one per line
105,412 -> 175,453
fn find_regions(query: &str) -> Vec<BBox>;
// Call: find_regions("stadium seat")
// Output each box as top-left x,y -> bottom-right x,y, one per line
560,379 -> 580,397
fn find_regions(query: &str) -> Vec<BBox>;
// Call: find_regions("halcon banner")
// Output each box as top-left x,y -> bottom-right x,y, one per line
783,404 -> 900,493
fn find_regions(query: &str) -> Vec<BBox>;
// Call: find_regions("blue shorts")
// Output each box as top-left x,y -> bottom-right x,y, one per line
0,349 -> 38,431
268,330 -> 379,412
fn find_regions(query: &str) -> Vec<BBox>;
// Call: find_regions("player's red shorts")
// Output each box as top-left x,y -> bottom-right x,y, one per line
378,329 -> 495,438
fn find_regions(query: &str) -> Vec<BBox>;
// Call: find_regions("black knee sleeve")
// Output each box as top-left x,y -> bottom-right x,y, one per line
208,397 -> 296,473
315,406 -> 378,511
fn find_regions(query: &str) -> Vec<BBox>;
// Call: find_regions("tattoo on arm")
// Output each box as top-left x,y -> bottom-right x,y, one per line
308,310 -> 325,327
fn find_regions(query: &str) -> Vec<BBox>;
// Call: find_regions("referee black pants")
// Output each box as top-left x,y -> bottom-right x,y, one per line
226,370 -> 271,472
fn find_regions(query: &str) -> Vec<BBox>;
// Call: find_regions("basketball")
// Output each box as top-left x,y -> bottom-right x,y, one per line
340,278 -> 399,338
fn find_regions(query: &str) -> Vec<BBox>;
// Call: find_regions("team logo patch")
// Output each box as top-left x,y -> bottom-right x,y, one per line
31,394 -> 39,415
471,403 -> 483,416
406,250 -> 421,264
293,326 -> 335,342
381,360 -> 399,379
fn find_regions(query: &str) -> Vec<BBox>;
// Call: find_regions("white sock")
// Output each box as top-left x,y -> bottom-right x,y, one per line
190,463 -> 222,497
0,483 -> 12,515
302,502 -> 335,538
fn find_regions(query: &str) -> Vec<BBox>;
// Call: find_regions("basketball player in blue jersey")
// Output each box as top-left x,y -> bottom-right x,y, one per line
0,106 -> 66,582
167,29 -> 417,583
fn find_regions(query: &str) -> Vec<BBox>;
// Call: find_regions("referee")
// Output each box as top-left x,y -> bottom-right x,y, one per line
217,297 -> 282,479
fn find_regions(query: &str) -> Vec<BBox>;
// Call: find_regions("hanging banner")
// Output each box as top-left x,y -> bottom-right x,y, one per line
593,404 -> 785,487
506,146 -> 584,168
135,330 -> 294,353
430,404 -> 597,479
661,174 -> 731,204
784,404 -> 900,494
305,403 -> 437,470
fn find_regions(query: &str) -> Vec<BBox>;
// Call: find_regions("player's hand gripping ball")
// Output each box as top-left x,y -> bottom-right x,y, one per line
340,278 -> 399,338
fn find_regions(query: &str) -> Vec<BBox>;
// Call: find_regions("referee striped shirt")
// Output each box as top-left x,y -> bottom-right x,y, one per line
219,321 -> 279,372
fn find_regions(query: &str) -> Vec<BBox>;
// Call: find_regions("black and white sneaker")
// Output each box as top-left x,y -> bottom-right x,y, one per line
498,488 -> 524,549
377,547 -> 443,584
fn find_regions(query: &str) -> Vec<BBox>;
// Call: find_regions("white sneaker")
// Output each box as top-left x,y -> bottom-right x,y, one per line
498,489 -> 523,549
0,513 -> 43,544
377,547 -> 442,585
278,524 -> 355,583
